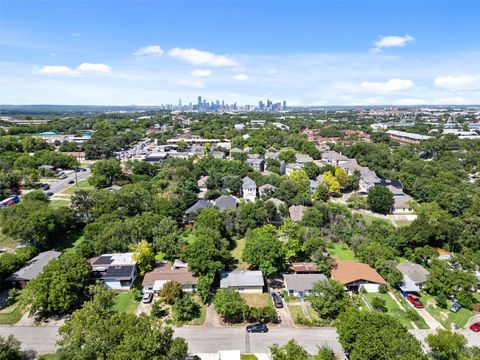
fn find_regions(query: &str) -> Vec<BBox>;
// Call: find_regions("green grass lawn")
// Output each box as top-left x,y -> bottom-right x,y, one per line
327,243 -> 355,260
114,291 -> 140,314
50,199 -> 70,208
0,229 -> 19,250
241,293 -> 272,308
289,305 -> 305,323
0,303 -> 24,325
241,355 -> 258,360
362,214 -> 380,226
232,237 -> 248,269
61,178 -> 94,195
390,291 -> 429,329
37,354 -> 60,360
364,292 -> 414,329
420,293 -> 473,329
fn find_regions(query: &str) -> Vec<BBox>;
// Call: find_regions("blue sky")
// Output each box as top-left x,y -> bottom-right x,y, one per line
1,1 -> 479,105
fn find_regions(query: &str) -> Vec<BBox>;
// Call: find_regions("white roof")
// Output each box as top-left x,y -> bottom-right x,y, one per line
220,270 -> 264,288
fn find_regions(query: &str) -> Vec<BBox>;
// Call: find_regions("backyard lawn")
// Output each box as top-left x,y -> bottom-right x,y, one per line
241,355 -> 258,360
326,243 -> 355,260
0,230 -> 18,250
231,237 -> 248,269
241,293 -> 272,308
420,293 -> 473,329
50,199 -> 70,208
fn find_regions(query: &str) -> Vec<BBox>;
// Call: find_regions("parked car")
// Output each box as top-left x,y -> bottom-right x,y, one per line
46,192 -> 54,197
141,292 -> 153,304
406,294 -> 424,308
272,293 -> 283,308
469,322 -> 480,332
450,302 -> 461,313
42,184 -> 50,191
59,174 -> 68,180
68,180 -> 75,184
246,323 -> 268,333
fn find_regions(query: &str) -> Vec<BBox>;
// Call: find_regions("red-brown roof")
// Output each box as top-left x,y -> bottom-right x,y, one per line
142,262 -> 197,287
331,259 -> 387,286
291,262 -> 321,273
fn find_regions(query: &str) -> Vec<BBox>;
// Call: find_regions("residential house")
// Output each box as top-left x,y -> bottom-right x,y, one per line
219,269 -> 265,293
331,259 -> 387,293
295,154 -> 314,163
229,147 -> 243,158
289,205 -> 306,222
435,248 -> 452,261
7,250 -> 61,287
197,175 -> 209,198
213,195 -> 237,213
266,198 -> 286,210
285,162 -> 304,176
283,273 -> 327,298
246,157 -> 265,172
258,184 -> 276,197
144,153 -> 169,163
309,179 -> 319,193
265,150 -> 280,160
210,151 -> 225,159
185,200 -> 213,222
91,253 -> 137,291
396,262 -> 430,294
392,193 -> 414,214
142,261 -> 197,293
359,170 -> 382,193
241,176 -> 257,202
321,151 -> 349,167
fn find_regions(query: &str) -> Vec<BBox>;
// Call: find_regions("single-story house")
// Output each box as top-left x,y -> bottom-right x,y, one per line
295,154 -> 314,163
213,195 -> 237,213
434,248 -> 452,261
142,261 -> 197,293
219,269 -> 264,293
283,273 -> 327,297
7,250 -> 61,287
396,262 -> 430,294
91,253 -> 137,291
289,205 -> 306,222
331,259 -> 387,293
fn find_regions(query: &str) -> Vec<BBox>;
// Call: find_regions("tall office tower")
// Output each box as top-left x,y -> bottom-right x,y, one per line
197,96 -> 202,107
179,99 -> 182,107
258,101 -> 264,111
282,100 -> 286,110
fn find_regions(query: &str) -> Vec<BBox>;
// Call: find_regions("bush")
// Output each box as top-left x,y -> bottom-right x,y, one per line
378,284 -> 388,294
159,281 -> 183,305
7,288 -> 20,306
371,297 -> 387,312
317,345 -> 336,360
151,300 -> 168,318
436,293 -> 448,309
213,289 -> 248,323
406,309 -> 421,322
172,295 -> 200,323
457,292 -> 475,309
246,306 -> 278,324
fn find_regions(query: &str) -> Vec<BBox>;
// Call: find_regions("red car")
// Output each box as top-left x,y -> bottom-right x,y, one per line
406,294 -> 424,308
470,322 -> 480,332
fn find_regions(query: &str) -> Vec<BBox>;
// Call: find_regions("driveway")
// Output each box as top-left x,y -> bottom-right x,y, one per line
275,303 -> 294,328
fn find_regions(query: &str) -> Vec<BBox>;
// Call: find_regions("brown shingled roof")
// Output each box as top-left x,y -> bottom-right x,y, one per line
142,262 -> 197,287
331,259 -> 387,286
291,262 -> 321,273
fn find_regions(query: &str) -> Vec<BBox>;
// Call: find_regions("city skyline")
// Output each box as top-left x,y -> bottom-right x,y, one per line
1,1 -> 479,106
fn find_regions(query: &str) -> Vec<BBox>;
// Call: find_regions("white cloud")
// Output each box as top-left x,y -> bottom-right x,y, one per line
134,45 -> 164,57
371,35 -> 414,53
191,69 -> 211,77
233,74 -> 248,81
175,79 -> 205,88
358,79 -> 415,93
394,98 -> 426,105
433,75 -> 477,91
38,62 -> 111,77
49,52 -> 57,57
168,48 -> 237,67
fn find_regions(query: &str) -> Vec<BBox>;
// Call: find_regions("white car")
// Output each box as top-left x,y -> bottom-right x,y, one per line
141,292 -> 153,304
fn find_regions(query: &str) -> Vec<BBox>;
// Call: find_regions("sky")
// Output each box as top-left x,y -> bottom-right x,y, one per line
0,0 -> 479,106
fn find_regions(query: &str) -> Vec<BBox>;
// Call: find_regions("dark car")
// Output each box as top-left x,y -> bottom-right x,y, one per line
246,323 -> 268,333
59,174 -> 68,180
406,294 -> 424,308
272,293 -> 283,308
68,180 -> 75,184
450,302 -> 461,313
46,192 -> 54,197
42,184 -> 50,191
470,322 -> 480,332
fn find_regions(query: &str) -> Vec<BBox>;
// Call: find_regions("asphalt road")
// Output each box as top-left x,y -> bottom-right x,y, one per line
46,168 -> 91,195
2,325 -> 479,356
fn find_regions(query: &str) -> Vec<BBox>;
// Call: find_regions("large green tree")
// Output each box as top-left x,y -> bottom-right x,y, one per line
309,279 -> 348,320
367,186 -> 394,214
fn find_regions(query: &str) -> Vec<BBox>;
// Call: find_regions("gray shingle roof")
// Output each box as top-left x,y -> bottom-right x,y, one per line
7,250 -> 61,282
185,200 -> 213,215
220,270 -> 264,288
396,262 -> 430,284
242,176 -> 256,189
283,273 -> 327,293
214,195 -> 237,212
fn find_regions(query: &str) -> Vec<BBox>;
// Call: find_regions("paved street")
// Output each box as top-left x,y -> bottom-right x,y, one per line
47,168 -> 91,195
0,326 -> 59,354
